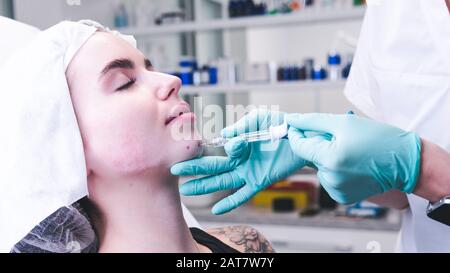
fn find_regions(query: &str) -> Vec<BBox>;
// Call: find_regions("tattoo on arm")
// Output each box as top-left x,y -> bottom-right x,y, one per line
209,225 -> 275,253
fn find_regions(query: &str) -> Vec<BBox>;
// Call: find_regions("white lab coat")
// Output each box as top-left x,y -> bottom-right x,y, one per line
344,0 -> 450,252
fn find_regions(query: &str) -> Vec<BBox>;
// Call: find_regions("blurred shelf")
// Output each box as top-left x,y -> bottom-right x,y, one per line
188,204 -> 402,231
121,7 -> 366,36
180,80 -> 346,95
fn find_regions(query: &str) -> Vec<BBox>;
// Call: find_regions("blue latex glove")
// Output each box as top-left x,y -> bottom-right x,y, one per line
286,113 -> 422,204
171,109 -> 307,215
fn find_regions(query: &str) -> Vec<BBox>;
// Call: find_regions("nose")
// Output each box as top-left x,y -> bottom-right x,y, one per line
152,72 -> 182,101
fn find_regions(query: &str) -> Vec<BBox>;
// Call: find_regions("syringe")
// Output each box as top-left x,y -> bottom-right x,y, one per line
201,117 -> 289,148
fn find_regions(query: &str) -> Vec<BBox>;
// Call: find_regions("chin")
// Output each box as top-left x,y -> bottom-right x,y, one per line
170,139 -> 204,165
166,120 -> 204,163
184,139 -> 204,159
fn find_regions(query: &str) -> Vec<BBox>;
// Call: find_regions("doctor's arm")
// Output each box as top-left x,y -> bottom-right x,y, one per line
413,139 -> 450,203
365,140 -> 450,209
345,139 -> 450,210
366,190 -> 409,210
285,113 -> 450,205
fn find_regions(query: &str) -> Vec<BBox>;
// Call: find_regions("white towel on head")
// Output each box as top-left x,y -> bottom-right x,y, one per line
0,20 -> 135,252
0,16 -> 40,65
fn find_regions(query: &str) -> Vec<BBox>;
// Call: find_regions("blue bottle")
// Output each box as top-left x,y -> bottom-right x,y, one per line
114,4 -> 129,28
312,65 -> 327,80
208,66 -> 218,85
328,51 -> 342,81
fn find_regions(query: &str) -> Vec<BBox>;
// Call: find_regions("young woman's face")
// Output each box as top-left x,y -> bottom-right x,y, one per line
67,32 -> 202,178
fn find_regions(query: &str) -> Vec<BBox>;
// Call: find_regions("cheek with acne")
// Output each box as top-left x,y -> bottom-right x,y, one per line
108,131 -> 163,175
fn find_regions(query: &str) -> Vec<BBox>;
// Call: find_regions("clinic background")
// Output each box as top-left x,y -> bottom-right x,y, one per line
0,0 -> 402,253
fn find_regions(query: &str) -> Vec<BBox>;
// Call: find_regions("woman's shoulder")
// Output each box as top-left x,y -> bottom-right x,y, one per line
206,225 -> 275,253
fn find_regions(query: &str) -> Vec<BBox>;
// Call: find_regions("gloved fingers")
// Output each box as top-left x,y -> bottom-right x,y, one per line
304,131 -> 334,141
221,109 -> 264,138
288,127 -> 332,165
179,172 -> 244,196
223,137 -> 248,158
170,156 -> 232,176
211,184 -> 255,215
317,171 -> 353,205
286,113 -> 340,135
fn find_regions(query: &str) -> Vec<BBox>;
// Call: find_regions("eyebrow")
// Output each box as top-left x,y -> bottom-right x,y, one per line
99,58 -> 153,79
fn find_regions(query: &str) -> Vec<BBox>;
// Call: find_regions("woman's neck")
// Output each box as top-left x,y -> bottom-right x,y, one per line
86,168 -> 200,253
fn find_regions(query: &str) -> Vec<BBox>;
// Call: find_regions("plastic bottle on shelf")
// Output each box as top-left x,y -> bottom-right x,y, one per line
268,61 -> 278,83
208,66 -> 218,85
266,0 -> 279,15
178,56 -> 197,86
257,2 -> 268,15
179,56 -> 198,71
283,63 -> 292,81
312,64 -> 327,80
353,0 -> 366,6
179,67 -> 193,86
192,69 -> 202,86
279,0 -> 293,13
200,65 -> 210,85
304,0 -> 315,8
228,0 -> 237,18
298,64 -> 307,80
291,63 -> 300,81
277,63 -> 285,82
114,2 -> 129,28
244,0 -> 255,16
234,0 -> 246,17
289,0 -> 303,12
303,58 -> 315,80
328,50 -> 342,81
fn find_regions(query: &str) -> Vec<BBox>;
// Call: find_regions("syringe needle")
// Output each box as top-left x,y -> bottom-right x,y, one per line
201,117 -> 289,148
201,137 -> 228,148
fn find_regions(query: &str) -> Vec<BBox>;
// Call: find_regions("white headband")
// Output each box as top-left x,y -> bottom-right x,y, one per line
0,20 -> 136,252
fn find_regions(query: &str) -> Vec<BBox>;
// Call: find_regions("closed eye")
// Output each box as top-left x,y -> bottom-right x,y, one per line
116,78 -> 136,91
145,58 -> 153,70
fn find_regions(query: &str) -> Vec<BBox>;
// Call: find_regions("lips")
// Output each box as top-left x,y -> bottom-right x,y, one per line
165,103 -> 192,126
165,112 -> 184,125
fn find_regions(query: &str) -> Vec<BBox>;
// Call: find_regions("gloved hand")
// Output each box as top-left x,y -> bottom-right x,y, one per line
171,109 -> 307,215
286,113 -> 422,204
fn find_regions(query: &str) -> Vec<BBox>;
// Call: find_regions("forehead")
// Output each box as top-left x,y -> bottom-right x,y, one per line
70,32 -> 143,74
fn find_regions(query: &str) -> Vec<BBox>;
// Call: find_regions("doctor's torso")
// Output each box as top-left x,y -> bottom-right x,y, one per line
344,0 -> 450,252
